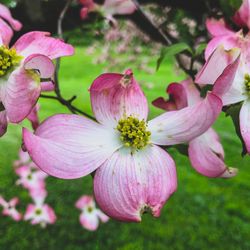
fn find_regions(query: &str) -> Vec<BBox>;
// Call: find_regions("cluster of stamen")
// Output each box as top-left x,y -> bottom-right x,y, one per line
87,206 -> 94,213
117,116 -> 151,150
244,73 -> 250,93
35,208 -> 42,215
0,46 -> 22,77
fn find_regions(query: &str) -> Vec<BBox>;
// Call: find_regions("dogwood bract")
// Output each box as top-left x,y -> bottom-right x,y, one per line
23,69 -> 222,222
196,45 -> 250,153
0,196 -> 22,221
24,188 -> 56,228
0,31 -> 74,137
76,195 -> 109,231
204,0 -> 250,60
15,165 -> 47,193
153,78 -> 238,178
0,3 -> 22,46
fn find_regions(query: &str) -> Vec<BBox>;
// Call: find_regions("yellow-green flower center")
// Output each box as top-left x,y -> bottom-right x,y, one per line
0,46 -> 22,77
87,206 -> 94,213
244,73 -> 250,93
35,208 -> 42,215
117,116 -> 151,150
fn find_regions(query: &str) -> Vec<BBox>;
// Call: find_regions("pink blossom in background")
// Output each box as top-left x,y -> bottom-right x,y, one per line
23,69 -> 222,222
205,0 -> 250,60
0,31 -> 74,137
24,188 -> 56,228
79,0 -> 136,22
196,45 -> 250,154
153,78 -> 238,178
101,0 -> 136,21
79,0 -> 96,19
233,0 -> 250,29
15,165 -> 47,192
0,196 -> 22,221
0,3 -> 22,46
76,195 -> 109,231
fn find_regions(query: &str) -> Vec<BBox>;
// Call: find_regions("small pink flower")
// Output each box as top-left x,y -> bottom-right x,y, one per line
153,78 -> 238,178
23,69 -> 222,222
76,195 -> 109,231
0,31 -> 74,137
79,0 -> 136,22
102,0 -> 136,16
24,189 -> 56,228
0,3 -> 22,46
15,165 -> 47,191
0,196 -> 22,221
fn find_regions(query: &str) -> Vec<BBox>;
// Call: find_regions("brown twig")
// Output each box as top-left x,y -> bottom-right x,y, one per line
41,0 -> 95,120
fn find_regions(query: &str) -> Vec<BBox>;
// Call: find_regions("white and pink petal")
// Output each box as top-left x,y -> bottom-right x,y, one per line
94,145 -> 177,222
23,114 -> 122,179
196,46 -> 241,85
148,93 -> 222,146
240,100 -> 250,154
13,31 -> 74,59
188,128 -> 237,178
0,3 -> 22,31
90,69 -> 148,126
0,66 -> 41,123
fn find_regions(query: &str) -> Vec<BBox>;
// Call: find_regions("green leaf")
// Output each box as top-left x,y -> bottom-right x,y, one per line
195,43 -> 207,57
156,43 -> 191,71
225,102 -> 247,156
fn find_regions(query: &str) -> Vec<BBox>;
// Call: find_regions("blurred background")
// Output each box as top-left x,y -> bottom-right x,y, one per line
1,0 -> 250,249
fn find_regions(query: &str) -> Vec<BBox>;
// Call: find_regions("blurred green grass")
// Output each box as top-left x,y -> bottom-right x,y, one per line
0,47 -> 250,250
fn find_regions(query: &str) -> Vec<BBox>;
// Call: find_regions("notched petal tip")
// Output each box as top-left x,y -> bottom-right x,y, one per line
219,167 -> 238,178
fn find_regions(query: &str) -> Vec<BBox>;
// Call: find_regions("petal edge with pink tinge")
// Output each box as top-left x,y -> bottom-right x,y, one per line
148,93 -> 222,146
240,100 -> 250,154
23,114 -> 122,179
90,70 -> 148,126
13,31 -> 74,59
188,128 -> 237,178
196,46 -> 240,85
0,67 -> 41,123
94,145 -> 177,222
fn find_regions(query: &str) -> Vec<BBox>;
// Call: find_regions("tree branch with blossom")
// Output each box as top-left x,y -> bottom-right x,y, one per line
40,0 -> 95,120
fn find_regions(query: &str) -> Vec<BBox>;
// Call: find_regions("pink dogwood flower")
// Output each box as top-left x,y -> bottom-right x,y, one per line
76,195 -> 109,231
205,0 -> 250,61
101,0 -> 136,20
79,0 -> 96,19
15,165 -> 47,192
153,78 -> 238,178
24,188 -> 56,228
196,45 -> 250,153
79,0 -> 136,22
205,18 -> 243,60
0,31 -> 74,137
23,69 -> 222,222
0,3 -> 22,46
233,0 -> 250,29
0,196 -> 22,221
